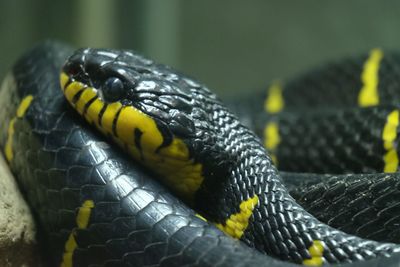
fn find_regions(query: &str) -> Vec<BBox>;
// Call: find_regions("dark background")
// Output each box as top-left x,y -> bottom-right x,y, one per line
1,0 -> 399,96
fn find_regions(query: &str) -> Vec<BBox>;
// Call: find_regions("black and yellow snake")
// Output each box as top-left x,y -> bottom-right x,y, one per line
2,41 -> 400,266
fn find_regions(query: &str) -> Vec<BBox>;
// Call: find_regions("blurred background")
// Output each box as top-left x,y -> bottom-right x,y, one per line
1,0 -> 399,96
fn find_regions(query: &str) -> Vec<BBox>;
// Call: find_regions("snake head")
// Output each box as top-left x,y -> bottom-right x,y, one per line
60,48 -> 225,198
61,48 -> 197,138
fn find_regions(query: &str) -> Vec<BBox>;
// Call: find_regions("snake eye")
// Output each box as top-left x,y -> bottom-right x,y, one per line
101,77 -> 125,102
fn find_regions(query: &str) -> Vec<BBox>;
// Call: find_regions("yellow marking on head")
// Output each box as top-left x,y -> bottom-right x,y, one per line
153,138 -> 204,197
303,240 -> 324,266
62,78 -> 102,126
358,48 -> 383,107
216,195 -> 259,239
60,200 -> 94,267
264,80 -> 284,113
116,106 -> 163,151
60,72 -> 69,89
159,137 -> 192,159
123,132 -> 204,198
84,98 -> 106,130
382,110 -> 399,172
101,102 -> 123,133
4,95 -> 33,162
75,89 -> 97,117
61,74 -> 205,199
264,122 -> 280,166
64,81 -> 86,103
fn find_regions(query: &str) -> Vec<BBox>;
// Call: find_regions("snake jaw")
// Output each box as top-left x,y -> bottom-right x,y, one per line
63,48 -> 200,140
62,48 -> 203,156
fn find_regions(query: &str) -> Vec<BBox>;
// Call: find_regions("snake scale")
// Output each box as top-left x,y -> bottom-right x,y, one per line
1,41 -> 400,267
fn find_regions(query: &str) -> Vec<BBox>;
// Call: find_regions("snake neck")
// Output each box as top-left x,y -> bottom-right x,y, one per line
192,96 -> 400,263
191,93 -> 284,221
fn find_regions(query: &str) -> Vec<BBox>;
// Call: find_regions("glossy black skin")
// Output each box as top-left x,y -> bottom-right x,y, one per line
225,51 -> 400,246
3,41 -> 400,267
282,172 -> 400,244
63,47 -> 400,264
0,41 -> 289,267
63,48 -> 197,139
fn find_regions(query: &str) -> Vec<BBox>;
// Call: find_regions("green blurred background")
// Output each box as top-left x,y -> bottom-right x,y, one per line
1,0 -> 399,96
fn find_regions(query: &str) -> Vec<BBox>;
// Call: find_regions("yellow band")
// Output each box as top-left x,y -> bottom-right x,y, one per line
358,48 -> 383,107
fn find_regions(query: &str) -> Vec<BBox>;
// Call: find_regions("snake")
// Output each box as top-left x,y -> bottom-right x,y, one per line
1,40 -> 400,267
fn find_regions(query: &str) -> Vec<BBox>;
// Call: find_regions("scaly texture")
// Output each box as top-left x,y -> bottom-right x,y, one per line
282,172 -> 400,244
60,47 -> 400,265
0,41 -> 290,267
4,42 -> 400,267
226,50 -> 400,248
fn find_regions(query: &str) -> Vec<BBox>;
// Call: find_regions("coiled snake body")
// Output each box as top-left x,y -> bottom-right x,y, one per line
2,41 -> 400,266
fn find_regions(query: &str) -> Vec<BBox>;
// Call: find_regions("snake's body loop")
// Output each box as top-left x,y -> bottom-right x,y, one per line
2,41 -> 400,267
